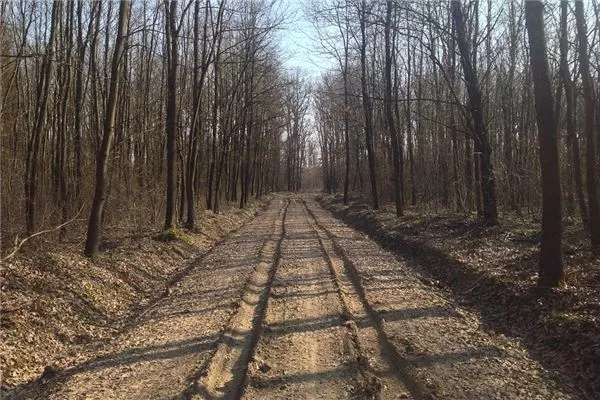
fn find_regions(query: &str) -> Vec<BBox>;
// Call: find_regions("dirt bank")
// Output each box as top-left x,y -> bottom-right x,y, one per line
318,194 -> 598,399
0,198 -> 267,391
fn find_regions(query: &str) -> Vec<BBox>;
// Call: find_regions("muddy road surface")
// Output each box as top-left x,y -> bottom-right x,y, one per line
8,195 -> 580,400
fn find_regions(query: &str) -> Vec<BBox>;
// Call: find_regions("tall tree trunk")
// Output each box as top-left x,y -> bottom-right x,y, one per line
575,1 -> 600,255
85,0 -> 131,257
342,38 -> 350,205
525,0 -> 564,288
359,0 -> 379,209
164,0 -> 178,231
504,0 -> 517,210
559,1 -> 589,230
89,1 -> 102,152
73,0 -> 90,203
384,0 -> 402,216
185,0 -> 202,228
56,1 -> 73,239
209,48 -> 221,212
404,9 -> 415,208
24,0 -> 60,234
451,0 -> 498,225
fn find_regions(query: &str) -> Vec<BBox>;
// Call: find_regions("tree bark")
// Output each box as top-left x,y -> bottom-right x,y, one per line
451,1 -> 498,225
575,1 -> 600,255
384,0 -> 402,216
525,0 -> 564,288
359,0 -> 379,209
85,0 -> 131,257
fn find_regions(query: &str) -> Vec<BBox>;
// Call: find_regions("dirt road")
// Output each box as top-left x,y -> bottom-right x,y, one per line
9,195 -> 580,399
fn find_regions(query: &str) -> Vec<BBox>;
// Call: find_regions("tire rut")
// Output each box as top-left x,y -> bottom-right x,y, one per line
242,199 -> 409,400
188,198 -> 290,399
14,198 -> 287,400
307,197 -> 579,400
300,199 -> 424,400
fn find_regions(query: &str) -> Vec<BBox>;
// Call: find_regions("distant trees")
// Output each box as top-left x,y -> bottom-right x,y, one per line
306,0 -> 352,203
284,72 -> 310,192
2,0 -> 599,275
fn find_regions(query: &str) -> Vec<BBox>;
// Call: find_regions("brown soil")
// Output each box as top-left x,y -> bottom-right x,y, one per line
1,194 -> 585,399
318,193 -> 597,399
0,198 -> 267,396
243,199 -> 409,400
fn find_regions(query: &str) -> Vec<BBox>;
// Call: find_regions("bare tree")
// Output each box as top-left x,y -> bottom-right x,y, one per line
164,1 -> 180,231
24,1 -> 60,234
451,0 -> 498,225
559,1 -> 588,230
85,0 -> 131,257
575,1 -> 600,256
358,0 -> 379,209
525,0 -> 564,288
384,0 -> 402,216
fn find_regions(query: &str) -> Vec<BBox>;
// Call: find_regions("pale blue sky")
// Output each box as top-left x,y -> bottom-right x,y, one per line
278,0 -> 334,80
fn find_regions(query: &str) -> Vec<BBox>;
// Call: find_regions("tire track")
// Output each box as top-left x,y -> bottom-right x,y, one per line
299,200 -> 395,398
301,198 -> 433,400
14,198 -> 286,400
242,198 -> 358,399
189,198 -> 290,399
307,197 -> 584,399
240,198 -> 412,399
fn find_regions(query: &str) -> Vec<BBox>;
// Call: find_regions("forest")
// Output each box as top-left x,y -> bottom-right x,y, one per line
311,0 -> 600,286
1,0 -> 599,399
1,0 -> 318,255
